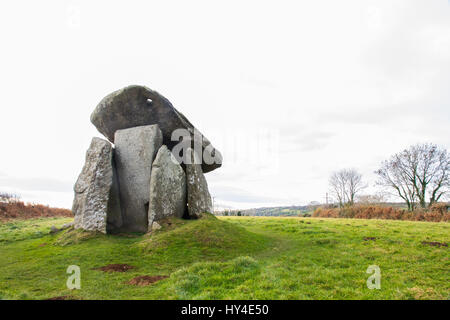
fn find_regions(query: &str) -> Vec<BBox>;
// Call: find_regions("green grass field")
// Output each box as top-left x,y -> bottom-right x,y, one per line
0,215 -> 448,300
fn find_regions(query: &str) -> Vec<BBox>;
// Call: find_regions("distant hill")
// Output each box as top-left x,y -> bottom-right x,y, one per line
218,206 -> 310,217
217,203 -> 413,217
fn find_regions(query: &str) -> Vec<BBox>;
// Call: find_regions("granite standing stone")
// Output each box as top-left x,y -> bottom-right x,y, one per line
106,150 -> 123,233
114,125 -> 163,233
148,145 -> 186,229
72,137 -> 121,233
186,148 -> 213,218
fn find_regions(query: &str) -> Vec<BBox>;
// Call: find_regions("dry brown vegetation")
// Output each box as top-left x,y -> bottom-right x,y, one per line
93,264 -> 136,272
0,201 -> 72,221
126,275 -> 169,286
313,203 -> 450,222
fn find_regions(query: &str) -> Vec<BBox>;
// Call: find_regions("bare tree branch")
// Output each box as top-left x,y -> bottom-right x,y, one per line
329,169 -> 366,207
375,143 -> 449,210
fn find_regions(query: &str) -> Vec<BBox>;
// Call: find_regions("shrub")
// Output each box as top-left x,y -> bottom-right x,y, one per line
0,201 -> 72,221
430,203 -> 449,214
313,204 -> 448,222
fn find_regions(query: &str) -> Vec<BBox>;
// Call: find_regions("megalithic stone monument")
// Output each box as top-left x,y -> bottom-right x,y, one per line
72,85 -> 220,233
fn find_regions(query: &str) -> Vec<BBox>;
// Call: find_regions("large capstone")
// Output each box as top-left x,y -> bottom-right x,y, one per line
148,145 -> 186,229
72,137 -> 121,233
90,85 -> 222,173
186,148 -> 213,218
114,124 -> 162,233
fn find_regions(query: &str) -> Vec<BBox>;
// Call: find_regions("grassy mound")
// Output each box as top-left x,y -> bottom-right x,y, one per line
139,214 -> 271,263
159,256 -> 261,299
55,228 -> 105,246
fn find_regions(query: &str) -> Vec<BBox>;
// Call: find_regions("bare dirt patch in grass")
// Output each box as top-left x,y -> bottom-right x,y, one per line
363,237 -> 376,241
421,241 -> 447,248
126,275 -> 169,286
115,233 -> 141,238
94,264 -> 136,272
46,295 -> 76,300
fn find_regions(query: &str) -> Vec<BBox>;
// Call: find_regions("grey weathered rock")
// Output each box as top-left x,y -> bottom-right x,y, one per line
61,222 -> 74,230
114,125 -> 163,233
90,85 -> 222,173
186,148 -> 213,218
106,151 -> 123,234
150,221 -> 162,231
50,225 -> 60,234
72,137 -> 121,233
148,145 -> 186,228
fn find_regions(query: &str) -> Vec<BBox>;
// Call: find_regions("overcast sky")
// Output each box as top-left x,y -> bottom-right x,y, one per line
1,0 -> 449,210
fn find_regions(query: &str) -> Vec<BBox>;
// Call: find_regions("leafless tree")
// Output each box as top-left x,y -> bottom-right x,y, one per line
375,155 -> 417,210
375,143 -> 449,210
415,144 -> 449,206
329,171 -> 345,207
0,192 -> 21,203
329,169 -> 366,207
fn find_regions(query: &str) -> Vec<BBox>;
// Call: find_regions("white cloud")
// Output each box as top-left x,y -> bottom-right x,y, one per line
0,0 -> 449,209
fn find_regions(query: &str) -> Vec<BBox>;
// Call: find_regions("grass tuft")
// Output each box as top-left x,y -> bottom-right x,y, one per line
55,228 -> 104,246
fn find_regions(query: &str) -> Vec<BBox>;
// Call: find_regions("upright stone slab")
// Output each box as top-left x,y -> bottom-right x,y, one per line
186,148 -> 213,218
90,85 -> 222,173
106,151 -> 123,234
72,137 -> 121,233
114,125 -> 163,232
148,145 -> 186,229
